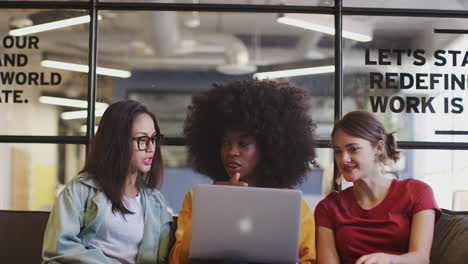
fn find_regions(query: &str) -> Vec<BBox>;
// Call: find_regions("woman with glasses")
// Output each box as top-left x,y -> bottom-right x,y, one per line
169,79 -> 317,264
42,100 -> 174,264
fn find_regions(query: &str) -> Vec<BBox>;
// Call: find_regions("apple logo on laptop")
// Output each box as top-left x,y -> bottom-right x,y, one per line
238,216 -> 253,234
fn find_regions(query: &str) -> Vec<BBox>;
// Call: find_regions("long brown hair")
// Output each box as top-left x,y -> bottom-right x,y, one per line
331,110 -> 400,163
81,100 -> 164,215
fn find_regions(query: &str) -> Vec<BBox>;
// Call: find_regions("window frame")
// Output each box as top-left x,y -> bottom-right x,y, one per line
2,0 -> 468,191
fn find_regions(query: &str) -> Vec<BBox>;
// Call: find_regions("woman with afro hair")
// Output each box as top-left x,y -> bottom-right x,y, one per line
169,79 -> 317,264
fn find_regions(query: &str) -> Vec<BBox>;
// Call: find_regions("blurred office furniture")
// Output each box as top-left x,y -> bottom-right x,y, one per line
430,209 -> 468,264
452,190 -> 468,211
0,210 -> 177,263
0,210 -> 49,263
1,209 -> 467,264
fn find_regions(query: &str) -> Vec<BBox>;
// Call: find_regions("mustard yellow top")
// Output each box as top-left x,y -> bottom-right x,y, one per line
169,189 -> 316,264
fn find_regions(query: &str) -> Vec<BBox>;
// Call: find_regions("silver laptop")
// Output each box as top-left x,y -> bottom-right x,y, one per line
189,184 -> 302,264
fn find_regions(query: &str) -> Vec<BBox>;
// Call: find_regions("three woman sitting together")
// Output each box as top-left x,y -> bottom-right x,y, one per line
42,79 -> 440,264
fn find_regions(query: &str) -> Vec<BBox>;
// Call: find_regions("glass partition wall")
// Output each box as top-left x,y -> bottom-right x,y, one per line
1,0 -> 467,212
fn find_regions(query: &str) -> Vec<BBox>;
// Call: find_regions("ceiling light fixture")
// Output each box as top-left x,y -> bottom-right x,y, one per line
277,13 -> 373,42
9,15 -> 102,36
61,108 -> 106,120
41,60 -> 131,78
254,65 -> 334,79
39,96 -> 109,109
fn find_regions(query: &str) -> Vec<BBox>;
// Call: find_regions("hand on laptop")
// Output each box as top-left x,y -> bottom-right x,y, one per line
215,172 -> 248,187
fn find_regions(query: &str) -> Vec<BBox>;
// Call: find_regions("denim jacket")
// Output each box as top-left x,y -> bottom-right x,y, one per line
42,173 -> 174,264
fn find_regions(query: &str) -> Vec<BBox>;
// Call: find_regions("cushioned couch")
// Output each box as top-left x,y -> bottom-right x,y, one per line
1,209 -> 467,263
0,210 -> 50,263
430,209 -> 468,264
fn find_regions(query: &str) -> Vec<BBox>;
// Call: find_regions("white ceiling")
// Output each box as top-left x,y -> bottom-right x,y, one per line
1,1 -> 466,89
1,1 -> 467,137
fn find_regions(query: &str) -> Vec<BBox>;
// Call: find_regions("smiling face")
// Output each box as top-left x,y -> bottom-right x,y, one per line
130,113 -> 157,175
220,129 -> 260,183
332,129 -> 383,182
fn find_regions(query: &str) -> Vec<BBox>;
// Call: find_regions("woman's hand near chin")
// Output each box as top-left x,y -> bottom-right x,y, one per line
215,172 -> 248,187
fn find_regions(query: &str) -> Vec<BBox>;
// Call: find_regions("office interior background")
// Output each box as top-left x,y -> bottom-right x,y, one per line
1,0 -> 468,213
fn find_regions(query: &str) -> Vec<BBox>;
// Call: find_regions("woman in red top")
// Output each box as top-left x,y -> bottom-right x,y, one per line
315,110 -> 441,264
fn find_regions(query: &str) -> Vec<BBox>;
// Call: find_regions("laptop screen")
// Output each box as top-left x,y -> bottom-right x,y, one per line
189,184 -> 302,264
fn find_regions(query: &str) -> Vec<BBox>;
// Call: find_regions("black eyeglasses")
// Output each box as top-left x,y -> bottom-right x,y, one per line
132,134 -> 164,151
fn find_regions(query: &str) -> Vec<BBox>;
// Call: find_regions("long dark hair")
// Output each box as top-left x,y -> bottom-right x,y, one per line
331,110 -> 400,163
81,100 -> 164,215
